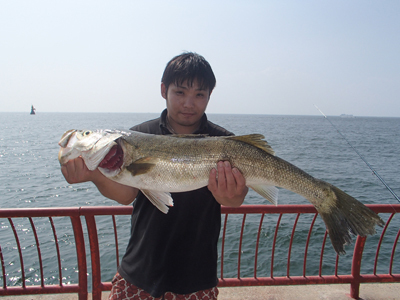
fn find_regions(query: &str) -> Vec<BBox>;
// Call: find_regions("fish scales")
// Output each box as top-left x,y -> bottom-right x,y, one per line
58,129 -> 385,255
121,133 -> 278,192
120,134 -> 226,190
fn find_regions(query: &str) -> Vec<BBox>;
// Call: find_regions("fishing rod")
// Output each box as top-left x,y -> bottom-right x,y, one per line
314,104 -> 400,203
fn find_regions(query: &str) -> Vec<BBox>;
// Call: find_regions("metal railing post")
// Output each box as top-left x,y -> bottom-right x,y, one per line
350,236 -> 366,299
85,214 -> 102,300
70,214 -> 88,300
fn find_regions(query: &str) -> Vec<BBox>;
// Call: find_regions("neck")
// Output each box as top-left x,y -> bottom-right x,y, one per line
166,116 -> 201,134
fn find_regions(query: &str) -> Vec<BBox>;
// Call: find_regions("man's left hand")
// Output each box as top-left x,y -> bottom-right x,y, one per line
208,161 -> 248,207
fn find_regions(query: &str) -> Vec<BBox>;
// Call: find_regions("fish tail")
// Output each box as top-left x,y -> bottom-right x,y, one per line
317,184 -> 385,255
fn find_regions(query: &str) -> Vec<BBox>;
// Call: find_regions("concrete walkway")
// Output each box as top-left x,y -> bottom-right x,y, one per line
3,283 -> 400,300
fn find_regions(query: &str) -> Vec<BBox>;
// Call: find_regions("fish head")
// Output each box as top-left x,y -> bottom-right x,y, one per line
58,129 -> 124,171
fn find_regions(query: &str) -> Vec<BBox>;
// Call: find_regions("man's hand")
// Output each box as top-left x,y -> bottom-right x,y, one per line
208,161 -> 248,207
60,157 -> 138,205
61,157 -> 98,184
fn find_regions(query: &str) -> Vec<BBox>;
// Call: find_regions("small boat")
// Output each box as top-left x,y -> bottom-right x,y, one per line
30,105 -> 36,115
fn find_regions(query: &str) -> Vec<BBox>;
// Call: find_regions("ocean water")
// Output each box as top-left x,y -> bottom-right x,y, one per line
1,112 -> 399,287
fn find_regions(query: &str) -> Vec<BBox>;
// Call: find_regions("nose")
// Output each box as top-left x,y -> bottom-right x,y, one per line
182,95 -> 195,108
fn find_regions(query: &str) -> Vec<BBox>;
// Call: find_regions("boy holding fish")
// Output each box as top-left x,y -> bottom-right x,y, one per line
61,52 -> 248,299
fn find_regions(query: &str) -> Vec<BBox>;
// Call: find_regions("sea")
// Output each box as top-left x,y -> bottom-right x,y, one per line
1,112 -> 399,288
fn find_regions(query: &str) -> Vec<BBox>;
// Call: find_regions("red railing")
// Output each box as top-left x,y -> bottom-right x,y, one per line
0,208 -> 88,299
0,204 -> 399,299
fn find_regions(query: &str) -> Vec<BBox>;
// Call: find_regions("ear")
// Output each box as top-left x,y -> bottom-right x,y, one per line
161,83 -> 167,99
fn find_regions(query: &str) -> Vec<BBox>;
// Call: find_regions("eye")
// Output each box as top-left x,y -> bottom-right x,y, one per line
84,130 -> 92,136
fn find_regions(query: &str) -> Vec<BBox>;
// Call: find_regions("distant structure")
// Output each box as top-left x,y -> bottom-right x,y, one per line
340,114 -> 354,118
30,105 -> 36,115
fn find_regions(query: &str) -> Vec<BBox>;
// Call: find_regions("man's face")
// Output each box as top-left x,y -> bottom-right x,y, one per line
161,79 -> 211,134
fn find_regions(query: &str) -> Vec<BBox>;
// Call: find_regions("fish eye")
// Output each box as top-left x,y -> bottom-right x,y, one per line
83,130 -> 92,136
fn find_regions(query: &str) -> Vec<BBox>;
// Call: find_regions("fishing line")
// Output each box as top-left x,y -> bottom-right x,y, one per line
314,104 -> 400,203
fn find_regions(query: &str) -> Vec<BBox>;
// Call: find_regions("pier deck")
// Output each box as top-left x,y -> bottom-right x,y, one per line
3,283 -> 400,300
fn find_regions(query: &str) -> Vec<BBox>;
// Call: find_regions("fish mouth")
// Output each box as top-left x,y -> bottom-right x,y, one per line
98,143 -> 124,171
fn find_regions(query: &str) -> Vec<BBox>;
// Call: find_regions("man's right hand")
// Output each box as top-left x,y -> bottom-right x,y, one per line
60,157 -> 139,205
61,157 -> 98,184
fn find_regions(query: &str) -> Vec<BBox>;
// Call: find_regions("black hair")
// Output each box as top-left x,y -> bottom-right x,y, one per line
161,52 -> 216,92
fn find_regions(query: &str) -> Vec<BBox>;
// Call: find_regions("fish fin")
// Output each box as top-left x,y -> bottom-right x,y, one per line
314,183 -> 385,255
248,184 -> 279,205
228,134 -> 275,155
126,157 -> 158,176
141,189 -> 174,214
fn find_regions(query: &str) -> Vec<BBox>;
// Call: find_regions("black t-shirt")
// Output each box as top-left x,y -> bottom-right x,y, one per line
117,109 -> 234,297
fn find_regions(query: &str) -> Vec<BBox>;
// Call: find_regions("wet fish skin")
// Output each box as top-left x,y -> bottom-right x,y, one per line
58,129 -> 385,255
58,129 -> 123,169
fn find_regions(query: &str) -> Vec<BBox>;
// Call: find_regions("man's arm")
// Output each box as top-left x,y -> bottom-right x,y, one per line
208,161 -> 248,207
61,157 -> 138,205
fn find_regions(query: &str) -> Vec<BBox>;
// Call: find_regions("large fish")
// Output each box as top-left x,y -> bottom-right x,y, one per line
58,129 -> 384,255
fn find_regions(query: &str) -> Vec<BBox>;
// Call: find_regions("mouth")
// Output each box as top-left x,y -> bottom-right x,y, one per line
181,112 -> 195,117
98,144 -> 124,171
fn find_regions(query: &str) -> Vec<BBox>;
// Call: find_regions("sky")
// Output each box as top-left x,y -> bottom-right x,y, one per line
1,1 -> 399,117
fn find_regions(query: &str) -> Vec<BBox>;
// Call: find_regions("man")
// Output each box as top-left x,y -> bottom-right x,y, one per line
61,52 -> 248,299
